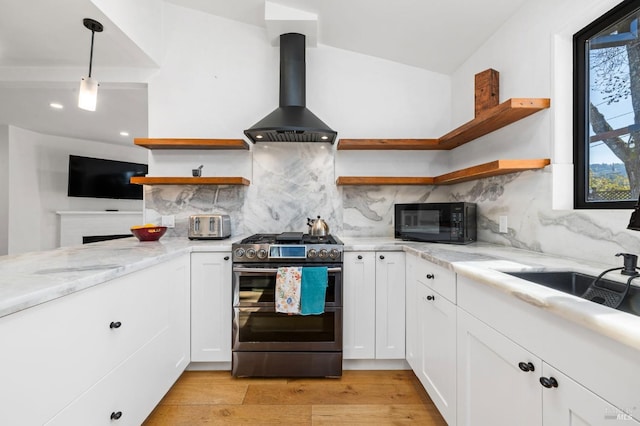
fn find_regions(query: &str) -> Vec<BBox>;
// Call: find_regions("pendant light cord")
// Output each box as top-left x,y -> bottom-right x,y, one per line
88,30 -> 95,78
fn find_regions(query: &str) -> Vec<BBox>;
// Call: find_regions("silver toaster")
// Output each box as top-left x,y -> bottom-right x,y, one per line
188,214 -> 231,240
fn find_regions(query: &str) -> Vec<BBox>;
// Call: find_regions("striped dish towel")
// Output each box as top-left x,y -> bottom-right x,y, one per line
275,266 -> 302,314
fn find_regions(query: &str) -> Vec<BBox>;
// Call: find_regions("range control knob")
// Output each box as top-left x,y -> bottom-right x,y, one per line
329,249 -> 340,259
319,249 -> 328,259
234,248 -> 245,258
257,248 -> 268,259
246,248 -> 256,259
308,249 -> 318,258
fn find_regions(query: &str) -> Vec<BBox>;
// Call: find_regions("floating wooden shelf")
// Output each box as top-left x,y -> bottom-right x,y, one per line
134,138 -> 250,150
337,98 -> 550,151
336,176 -> 435,186
336,158 -> 550,186
130,177 -> 250,186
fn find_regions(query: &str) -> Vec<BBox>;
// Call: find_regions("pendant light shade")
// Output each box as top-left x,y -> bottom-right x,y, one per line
78,77 -> 98,111
78,18 -> 103,111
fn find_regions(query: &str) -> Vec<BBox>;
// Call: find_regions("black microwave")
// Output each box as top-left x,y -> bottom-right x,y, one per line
394,202 -> 477,244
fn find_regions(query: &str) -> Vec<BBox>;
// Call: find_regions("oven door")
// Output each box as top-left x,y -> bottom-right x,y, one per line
232,264 -> 342,307
233,306 -> 342,352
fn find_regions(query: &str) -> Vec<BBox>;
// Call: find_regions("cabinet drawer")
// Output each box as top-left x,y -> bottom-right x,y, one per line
46,329 -> 172,426
0,265 -> 171,426
415,258 -> 456,303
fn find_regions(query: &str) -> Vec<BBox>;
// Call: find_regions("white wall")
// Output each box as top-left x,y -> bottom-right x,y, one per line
0,125 -> 8,255
6,126 -> 147,254
445,0 -> 640,264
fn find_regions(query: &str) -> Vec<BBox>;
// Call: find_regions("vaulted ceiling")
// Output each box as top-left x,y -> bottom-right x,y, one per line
0,0 -> 527,145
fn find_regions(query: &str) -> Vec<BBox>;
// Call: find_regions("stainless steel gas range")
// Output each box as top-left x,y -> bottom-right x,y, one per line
231,232 -> 343,377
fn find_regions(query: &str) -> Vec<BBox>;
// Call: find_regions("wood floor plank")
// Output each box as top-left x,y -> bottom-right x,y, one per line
312,404 -> 448,425
243,382 -> 424,405
158,382 -> 248,405
144,404 -> 312,425
143,370 -> 447,425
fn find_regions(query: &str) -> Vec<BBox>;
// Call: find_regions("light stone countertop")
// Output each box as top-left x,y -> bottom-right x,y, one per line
2,235 -> 640,352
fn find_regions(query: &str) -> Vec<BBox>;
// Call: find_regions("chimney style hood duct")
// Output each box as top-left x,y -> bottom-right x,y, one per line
244,33 -> 337,143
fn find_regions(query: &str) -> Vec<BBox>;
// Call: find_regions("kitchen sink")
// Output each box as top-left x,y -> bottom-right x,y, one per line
504,271 -> 640,316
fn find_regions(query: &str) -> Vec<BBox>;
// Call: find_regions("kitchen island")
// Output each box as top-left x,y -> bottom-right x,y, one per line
1,236 -> 639,424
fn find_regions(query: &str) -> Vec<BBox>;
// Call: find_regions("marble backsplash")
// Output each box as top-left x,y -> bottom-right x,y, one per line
144,143 -> 640,266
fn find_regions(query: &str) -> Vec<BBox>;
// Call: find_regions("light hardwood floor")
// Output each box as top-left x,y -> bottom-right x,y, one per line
143,370 -> 447,425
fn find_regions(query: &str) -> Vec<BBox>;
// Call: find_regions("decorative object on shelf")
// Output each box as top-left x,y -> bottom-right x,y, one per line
130,224 -> 167,242
192,165 -> 203,177
78,18 -> 103,111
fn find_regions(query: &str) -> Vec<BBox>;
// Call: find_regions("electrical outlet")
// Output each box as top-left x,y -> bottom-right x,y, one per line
161,215 -> 175,228
499,216 -> 508,233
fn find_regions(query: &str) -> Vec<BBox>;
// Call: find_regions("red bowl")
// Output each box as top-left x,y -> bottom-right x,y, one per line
131,226 -> 167,241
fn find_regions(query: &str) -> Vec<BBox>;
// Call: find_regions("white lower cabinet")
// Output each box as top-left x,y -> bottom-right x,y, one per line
0,254 -> 191,426
542,364 -> 640,426
417,278 -> 457,425
190,252 -> 232,362
343,251 -> 405,359
406,253 -> 457,425
457,308 -> 541,426
457,275 -> 640,426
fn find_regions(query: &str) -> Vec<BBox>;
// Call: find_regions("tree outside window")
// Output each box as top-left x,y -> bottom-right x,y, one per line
574,0 -> 640,209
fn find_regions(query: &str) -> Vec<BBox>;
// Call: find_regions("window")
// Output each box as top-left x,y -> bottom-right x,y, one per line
574,0 -> 640,209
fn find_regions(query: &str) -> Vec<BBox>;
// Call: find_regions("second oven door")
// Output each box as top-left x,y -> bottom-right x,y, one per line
233,264 -> 342,307
233,307 -> 342,352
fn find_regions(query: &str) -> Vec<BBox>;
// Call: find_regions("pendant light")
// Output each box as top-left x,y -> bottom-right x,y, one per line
78,18 -> 103,111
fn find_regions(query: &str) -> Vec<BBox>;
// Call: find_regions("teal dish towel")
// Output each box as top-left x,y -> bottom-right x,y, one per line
301,266 -> 328,315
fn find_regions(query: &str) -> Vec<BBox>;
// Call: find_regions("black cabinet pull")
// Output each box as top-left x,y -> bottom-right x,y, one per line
379,255 -> 385,260
357,255 -> 363,260
539,377 -> 558,388
224,256 -> 230,261
426,274 -> 435,279
110,411 -> 122,420
426,295 -> 435,301
109,321 -> 122,329
518,362 -> 535,372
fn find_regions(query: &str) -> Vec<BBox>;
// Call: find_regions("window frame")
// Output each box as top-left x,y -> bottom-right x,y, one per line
573,0 -> 640,209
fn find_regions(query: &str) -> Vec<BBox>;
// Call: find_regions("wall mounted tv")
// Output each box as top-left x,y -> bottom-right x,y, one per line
67,155 -> 148,200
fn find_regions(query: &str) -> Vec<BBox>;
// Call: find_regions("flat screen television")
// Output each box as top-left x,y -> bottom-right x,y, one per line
67,155 -> 148,200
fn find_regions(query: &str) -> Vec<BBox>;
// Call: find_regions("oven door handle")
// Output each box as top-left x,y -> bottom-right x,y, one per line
233,267 -> 342,274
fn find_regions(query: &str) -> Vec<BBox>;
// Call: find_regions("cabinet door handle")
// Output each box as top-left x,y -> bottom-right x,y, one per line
539,377 -> 558,388
379,255 -> 385,260
110,411 -> 123,420
518,362 -> 535,372
426,295 -> 435,301
109,321 -> 122,329
357,255 -> 363,260
224,256 -> 230,261
426,274 -> 435,279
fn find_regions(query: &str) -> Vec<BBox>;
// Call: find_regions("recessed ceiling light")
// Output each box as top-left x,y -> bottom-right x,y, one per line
49,102 -> 63,109
119,131 -> 129,137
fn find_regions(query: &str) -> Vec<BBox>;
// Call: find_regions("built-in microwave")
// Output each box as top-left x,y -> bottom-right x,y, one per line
394,202 -> 477,244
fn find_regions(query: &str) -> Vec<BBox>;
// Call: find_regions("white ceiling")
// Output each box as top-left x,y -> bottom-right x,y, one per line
0,0 -> 527,146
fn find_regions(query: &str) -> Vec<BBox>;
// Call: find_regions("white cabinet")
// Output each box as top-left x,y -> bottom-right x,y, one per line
375,251 -> 406,359
406,253 -> 457,425
343,251 -> 405,359
542,363 -> 640,426
457,275 -> 640,426
416,273 -> 457,425
0,255 -> 191,426
457,308 -> 541,426
190,252 -> 232,362
343,251 -> 376,359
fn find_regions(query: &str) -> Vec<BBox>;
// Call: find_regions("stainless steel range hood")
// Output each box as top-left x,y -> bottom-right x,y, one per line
244,33 -> 337,144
